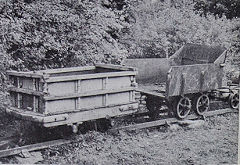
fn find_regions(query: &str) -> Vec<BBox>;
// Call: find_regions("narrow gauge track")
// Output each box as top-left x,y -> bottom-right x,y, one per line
111,108 -> 238,131
0,107 -> 237,159
0,135 -> 19,143
0,139 -> 71,158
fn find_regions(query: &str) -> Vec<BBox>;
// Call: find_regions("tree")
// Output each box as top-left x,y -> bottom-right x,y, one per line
194,0 -> 240,19
124,0 -> 235,59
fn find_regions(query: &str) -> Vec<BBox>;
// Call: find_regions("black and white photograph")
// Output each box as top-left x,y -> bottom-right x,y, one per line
0,0 -> 239,164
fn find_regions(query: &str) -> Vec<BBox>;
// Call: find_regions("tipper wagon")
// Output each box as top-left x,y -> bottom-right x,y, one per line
124,44 -> 239,119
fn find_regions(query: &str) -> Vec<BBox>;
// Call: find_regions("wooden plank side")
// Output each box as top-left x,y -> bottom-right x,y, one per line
107,76 -> 132,89
48,81 -> 76,96
45,71 -> 137,83
6,71 -> 43,78
166,64 -> 223,97
95,63 -> 136,71
43,102 -> 138,127
80,95 -> 104,109
108,92 -> 130,105
81,79 -> 103,92
46,99 -> 76,113
8,87 -> 44,96
37,66 -> 96,74
44,87 -> 136,101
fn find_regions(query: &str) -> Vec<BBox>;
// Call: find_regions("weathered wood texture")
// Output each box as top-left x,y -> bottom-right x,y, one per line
166,64 -> 223,97
7,64 -> 138,117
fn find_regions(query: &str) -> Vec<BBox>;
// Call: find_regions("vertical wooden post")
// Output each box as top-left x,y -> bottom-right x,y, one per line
102,77 -> 108,106
33,96 -> 36,112
44,101 -> 48,115
32,78 -> 36,90
16,77 -> 20,108
32,78 -> 36,112
132,90 -> 135,101
77,80 -> 81,109
43,82 -> 48,93
130,76 -> 136,102
129,91 -> 133,102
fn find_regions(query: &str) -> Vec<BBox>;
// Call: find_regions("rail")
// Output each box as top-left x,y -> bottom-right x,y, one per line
0,108 -> 237,159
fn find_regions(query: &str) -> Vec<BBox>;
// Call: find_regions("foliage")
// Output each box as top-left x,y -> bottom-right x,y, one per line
194,0 -> 240,19
124,0 -> 236,60
193,0 -> 240,68
0,0 -> 239,72
0,0 -> 130,71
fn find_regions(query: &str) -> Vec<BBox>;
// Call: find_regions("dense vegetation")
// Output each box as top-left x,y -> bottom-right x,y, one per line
194,0 -> 240,19
0,0 -> 239,78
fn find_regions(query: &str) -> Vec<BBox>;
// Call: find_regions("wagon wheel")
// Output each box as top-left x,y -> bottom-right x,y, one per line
146,95 -> 161,120
96,118 -> 113,132
193,94 -> 210,115
174,96 -> 191,119
229,93 -> 239,110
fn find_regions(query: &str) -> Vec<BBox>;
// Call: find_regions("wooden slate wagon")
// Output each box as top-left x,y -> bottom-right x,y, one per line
6,64 -> 138,130
124,44 -> 239,119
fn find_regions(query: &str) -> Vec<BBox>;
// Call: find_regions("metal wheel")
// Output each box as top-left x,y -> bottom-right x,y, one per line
175,96 -> 191,119
229,93 -> 239,110
194,94 -> 210,115
146,95 -> 161,120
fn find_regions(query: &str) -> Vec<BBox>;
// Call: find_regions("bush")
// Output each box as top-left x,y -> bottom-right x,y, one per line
0,0 -> 239,74
124,0 -> 237,61
0,0 -> 130,71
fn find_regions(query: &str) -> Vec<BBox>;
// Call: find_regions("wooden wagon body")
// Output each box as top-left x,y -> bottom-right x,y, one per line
6,64 -> 138,127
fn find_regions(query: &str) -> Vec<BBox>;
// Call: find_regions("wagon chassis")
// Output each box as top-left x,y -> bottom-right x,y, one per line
137,83 -> 239,120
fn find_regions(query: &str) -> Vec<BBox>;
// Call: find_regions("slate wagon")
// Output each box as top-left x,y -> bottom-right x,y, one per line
6,64 -> 138,130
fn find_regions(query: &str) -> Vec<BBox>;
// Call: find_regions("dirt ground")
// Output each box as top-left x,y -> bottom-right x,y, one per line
38,112 -> 238,165
0,92 -> 238,164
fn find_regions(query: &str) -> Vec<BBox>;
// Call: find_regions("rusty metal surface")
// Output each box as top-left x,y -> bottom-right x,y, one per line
124,44 -> 227,98
166,64 -> 223,97
170,44 -> 226,65
123,58 -> 170,84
